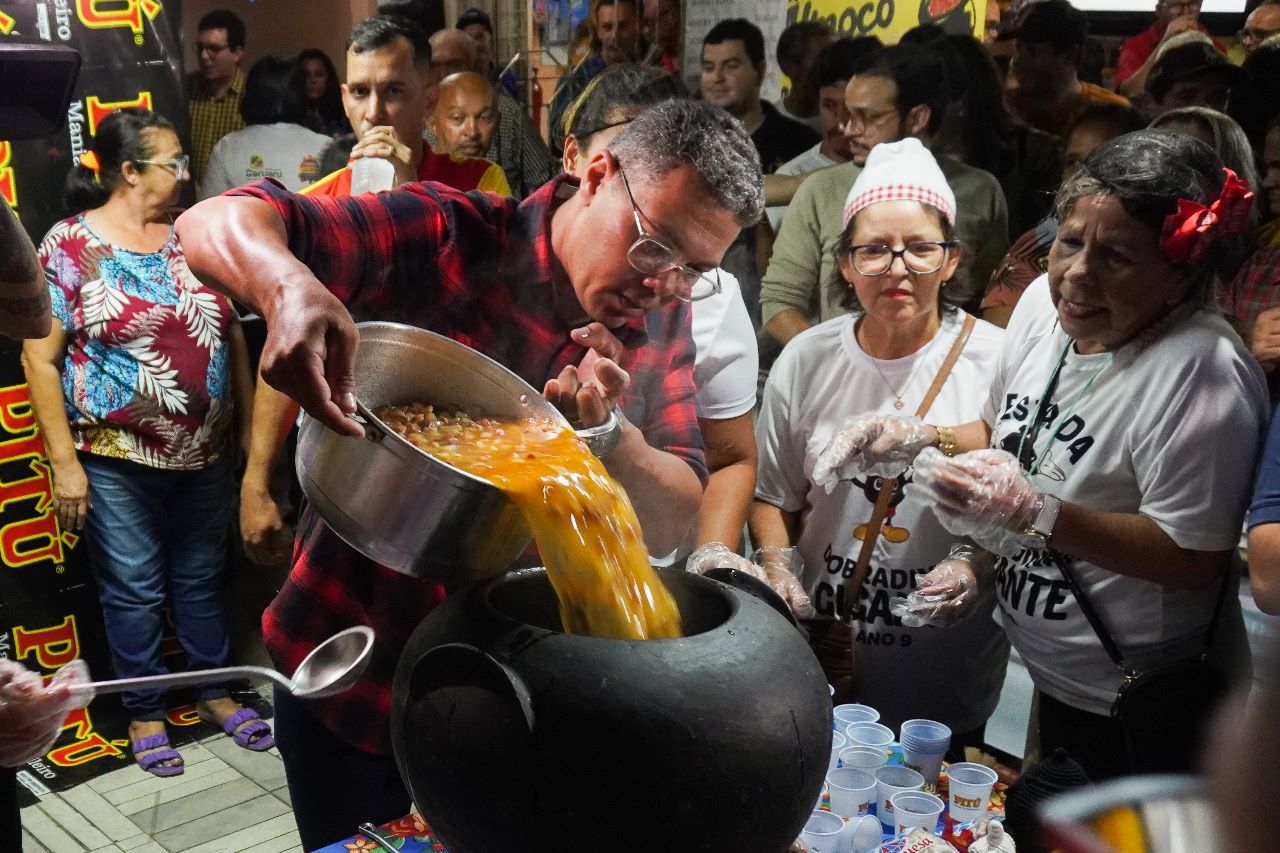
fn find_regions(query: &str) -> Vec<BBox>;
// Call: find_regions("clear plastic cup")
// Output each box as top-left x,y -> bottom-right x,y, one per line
891,790 -> 945,835
827,767 -> 877,819
839,745 -> 889,772
899,719 -> 952,788
945,762 -> 999,823
846,721 -> 895,749
350,156 -> 395,194
875,765 -> 925,828
834,703 -> 880,728
800,809 -> 845,853
828,730 -> 847,775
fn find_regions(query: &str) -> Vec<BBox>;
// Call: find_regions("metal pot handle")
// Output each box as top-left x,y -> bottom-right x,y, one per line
351,396 -> 385,443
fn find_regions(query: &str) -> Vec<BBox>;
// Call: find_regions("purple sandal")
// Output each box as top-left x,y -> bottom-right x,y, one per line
131,732 -> 185,777
220,707 -> 275,752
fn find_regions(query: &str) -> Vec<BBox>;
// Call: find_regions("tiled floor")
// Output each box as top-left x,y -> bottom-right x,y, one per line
19,724 -> 302,853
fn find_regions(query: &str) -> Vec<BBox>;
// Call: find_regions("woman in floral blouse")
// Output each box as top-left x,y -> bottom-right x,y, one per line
21,109 -> 265,777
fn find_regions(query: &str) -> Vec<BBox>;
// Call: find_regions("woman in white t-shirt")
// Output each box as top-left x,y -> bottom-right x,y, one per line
815,130 -> 1268,780
751,138 -> 1010,747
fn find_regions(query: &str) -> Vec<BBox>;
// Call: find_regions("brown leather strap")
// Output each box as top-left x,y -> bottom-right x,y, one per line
849,313 -> 977,595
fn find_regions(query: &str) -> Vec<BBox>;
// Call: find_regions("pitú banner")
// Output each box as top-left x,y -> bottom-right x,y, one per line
785,0 -> 989,42
0,2 -> 267,802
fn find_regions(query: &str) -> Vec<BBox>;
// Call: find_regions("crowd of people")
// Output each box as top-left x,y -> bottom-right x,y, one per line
5,0 -> 1280,850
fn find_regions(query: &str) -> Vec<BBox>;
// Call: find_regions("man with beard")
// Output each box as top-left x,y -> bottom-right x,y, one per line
549,0 -> 646,152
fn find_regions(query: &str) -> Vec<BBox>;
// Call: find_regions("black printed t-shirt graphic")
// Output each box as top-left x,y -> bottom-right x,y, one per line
751,102 -> 822,175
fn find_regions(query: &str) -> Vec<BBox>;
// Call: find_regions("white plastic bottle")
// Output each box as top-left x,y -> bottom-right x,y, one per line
350,157 -> 395,194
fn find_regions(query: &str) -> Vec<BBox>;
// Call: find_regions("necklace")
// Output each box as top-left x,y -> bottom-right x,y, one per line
868,344 -> 930,410
1015,339 -> 1112,475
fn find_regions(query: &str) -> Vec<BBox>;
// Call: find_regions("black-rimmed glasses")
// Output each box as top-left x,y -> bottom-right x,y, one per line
839,241 -> 954,276
616,161 -> 721,303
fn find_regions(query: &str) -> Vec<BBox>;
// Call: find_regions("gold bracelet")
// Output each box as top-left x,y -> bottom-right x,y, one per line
933,424 -> 958,457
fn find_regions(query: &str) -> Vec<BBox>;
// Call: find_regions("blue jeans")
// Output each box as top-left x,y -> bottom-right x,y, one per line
81,453 -> 235,719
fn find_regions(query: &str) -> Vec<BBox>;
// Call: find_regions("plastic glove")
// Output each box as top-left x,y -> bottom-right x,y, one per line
812,414 -> 937,492
686,542 -> 816,619
891,544 -> 984,627
0,658 -> 93,767
912,446 -> 1045,557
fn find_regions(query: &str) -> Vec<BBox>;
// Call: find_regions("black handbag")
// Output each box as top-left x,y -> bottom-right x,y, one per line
1058,560 -> 1229,738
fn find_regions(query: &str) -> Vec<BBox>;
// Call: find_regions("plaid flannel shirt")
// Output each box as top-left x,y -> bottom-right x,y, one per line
229,174 -> 705,754
188,70 -> 246,186
1219,244 -> 1280,328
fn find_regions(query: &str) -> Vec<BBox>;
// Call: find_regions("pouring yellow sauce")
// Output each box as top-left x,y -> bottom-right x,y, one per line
373,403 -> 682,640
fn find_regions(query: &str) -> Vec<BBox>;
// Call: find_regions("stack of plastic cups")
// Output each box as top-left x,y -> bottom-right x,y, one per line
846,722 -> 895,752
899,719 -> 952,791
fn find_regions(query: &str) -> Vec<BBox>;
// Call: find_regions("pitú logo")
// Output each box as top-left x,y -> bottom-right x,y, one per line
919,0 -> 977,33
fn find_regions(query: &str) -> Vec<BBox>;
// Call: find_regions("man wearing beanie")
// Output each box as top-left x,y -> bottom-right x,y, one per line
761,44 -> 1009,353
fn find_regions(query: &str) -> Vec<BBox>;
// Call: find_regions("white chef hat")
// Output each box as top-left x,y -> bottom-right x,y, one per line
841,138 -> 957,229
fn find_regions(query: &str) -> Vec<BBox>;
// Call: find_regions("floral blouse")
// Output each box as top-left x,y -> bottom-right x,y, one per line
38,215 -> 236,470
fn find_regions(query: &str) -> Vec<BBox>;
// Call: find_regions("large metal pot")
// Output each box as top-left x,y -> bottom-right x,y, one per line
295,321 -> 565,588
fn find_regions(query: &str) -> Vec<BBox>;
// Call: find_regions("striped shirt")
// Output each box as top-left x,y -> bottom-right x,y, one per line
187,70 -> 246,186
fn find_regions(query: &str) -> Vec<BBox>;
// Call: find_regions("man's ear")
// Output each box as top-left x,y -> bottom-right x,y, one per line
903,103 -> 931,138
579,148 -> 614,204
562,134 -> 582,176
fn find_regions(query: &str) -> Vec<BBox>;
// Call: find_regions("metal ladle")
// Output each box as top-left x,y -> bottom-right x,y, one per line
69,626 -> 376,701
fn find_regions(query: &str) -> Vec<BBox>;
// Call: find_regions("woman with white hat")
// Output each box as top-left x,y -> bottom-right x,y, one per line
749,138 -> 1010,750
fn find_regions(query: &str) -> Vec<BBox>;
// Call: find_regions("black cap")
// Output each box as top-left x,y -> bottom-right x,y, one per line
1147,40 -> 1242,100
1011,0 -> 1088,49
456,7 -> 493,33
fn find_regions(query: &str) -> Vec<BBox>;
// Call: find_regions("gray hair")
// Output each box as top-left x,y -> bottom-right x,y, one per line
1054,128 -> 1242,305
607,99 -> 764,227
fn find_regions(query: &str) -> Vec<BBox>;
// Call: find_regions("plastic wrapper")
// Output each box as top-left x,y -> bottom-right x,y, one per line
0,658 -> 92,767
813,414 -> 937,492
877,827 -> 961,852
686,542 -> 816,619
891,544 -> 984,628
912,447 -> 1045,557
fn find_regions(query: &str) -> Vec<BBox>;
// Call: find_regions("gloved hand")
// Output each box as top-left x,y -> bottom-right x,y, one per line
912,446 -> 1045,556
0,658 -> 92,767
891,544 -> 985,627
812,415 -> 937,492
686,542 -> 816,619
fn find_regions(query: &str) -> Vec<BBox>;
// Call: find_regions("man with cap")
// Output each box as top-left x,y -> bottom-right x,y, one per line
1145,34 -> 1241,117
457,6 -> 497,78
1115,0 -> 1225,98
1004,0 -> 1129,138
761,44 -> 1009,352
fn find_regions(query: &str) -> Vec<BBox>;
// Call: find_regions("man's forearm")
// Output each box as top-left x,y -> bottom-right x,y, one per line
175,196 -> 312,320
242,373 -> 300,498
0,204 -> 49,339
763,308 -> 812,348
603,421 -> 702,557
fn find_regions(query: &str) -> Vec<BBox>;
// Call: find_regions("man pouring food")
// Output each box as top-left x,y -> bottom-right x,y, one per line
175,89 -> 763,847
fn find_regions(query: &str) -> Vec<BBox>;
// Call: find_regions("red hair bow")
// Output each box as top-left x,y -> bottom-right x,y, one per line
1159,168 -> 1255,265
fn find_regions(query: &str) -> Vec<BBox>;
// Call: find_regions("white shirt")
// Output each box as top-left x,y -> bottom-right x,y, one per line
692,269 -> 757,420
200,123 -> 332,198
765,142 -> 837,233
755,310 -> 1010,732
982,276 -> 1267,714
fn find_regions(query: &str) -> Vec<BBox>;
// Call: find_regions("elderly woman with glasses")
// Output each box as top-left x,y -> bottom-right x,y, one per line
21,109 -> 263,777
815,130 -> 1266,780
748,138 -> 1010,748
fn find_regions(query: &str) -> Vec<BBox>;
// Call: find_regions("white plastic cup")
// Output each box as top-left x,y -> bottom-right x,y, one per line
833,703 -> 881,727
891,790 -> 945,835
899,719 -> 952,788
846,721 -> 895,750
350,156 -> 395,194
800,809 -> 846,853
875,765 -> 925,828
839,745 -> 889,772
828,730 -> 847,775
945,762 -> 999,823
826,767 -> 877,819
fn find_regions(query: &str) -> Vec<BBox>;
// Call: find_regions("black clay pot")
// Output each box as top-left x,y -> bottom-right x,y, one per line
390,567 -> 832,853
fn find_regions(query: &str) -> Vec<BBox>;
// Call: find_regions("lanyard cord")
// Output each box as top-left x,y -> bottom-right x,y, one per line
1015,339 -> 1112,476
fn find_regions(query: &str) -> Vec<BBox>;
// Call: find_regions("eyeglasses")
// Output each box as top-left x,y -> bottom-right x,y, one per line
1238,26 -> 1280,43
196,41 -> 229,56
135,154 -> 190,181
838,107 -> 899,134
616,161 -> 721,303
839,241 -> 954,276
1159,0 -> 1201,14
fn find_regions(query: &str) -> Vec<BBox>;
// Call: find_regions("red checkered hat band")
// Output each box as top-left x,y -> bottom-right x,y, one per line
842,184 -> 957,228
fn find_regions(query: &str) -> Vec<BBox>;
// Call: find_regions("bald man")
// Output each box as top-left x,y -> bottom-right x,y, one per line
429,27 -> 476,78
429,71 -> 499,159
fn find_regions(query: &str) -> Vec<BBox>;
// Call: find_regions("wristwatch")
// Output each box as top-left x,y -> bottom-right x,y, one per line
576,408 -> 626,459
1020,493 -> 1061,550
